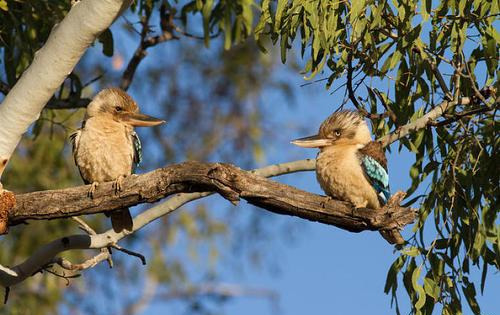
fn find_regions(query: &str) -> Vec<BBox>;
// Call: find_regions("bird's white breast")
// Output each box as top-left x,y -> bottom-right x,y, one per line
74,117 -> 135,183
316,144 -> 381,209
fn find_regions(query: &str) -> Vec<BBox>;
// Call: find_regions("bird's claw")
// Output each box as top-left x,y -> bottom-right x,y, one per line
88,182 -> 99,198
113,175 -> 126,194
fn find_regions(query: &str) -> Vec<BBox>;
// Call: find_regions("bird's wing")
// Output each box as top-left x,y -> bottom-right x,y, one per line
131,131 -> 142,173
358,141 -> 390,204
69,129 -> 90,185
69,129 -> 81,157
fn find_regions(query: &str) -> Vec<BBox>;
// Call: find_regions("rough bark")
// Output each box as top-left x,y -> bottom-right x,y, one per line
10,161 -> 415,233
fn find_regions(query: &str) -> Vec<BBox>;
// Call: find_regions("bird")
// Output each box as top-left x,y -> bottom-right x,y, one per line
291,110 -> 404,245
70,87 -> 165,232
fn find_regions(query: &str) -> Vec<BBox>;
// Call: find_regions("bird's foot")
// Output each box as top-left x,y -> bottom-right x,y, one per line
88,182 -> 99,198
320,195 -> 334,208
113,175 -> 126,194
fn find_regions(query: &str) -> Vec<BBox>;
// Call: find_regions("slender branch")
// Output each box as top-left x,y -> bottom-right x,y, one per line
347,52 -> 385,120
425,58 -> 452,100
368,87 -> 398,123
120,6 -> 177,91
428,106 -> 496,127
54,251 -> 110,271
378,97 -> 471,147
0,83 -> 90,110
45,97 -> 90,110
347,52 -> 365,113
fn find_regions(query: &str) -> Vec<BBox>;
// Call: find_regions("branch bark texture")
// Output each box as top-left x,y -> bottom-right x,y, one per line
10,161 -> 414,233
0,0 -> 132,179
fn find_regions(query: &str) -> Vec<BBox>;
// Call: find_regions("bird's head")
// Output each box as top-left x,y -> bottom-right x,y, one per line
291,110 -> 371,148
85,88 -> 165,127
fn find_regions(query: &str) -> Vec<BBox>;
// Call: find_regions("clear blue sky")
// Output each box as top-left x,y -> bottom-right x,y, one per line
71,12 -> 499,315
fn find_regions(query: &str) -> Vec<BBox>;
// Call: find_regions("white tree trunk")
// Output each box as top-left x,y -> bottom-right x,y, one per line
0,0 -> 132,180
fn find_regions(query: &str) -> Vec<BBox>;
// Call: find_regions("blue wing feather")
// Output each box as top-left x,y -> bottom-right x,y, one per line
360,155 -> 390,204
131,131 -> 142,173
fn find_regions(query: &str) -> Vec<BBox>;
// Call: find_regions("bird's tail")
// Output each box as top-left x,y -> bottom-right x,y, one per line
107,208 -> 133,233
379,229 -> 404,245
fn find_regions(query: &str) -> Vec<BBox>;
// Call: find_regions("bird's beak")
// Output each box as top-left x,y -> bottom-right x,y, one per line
291,135 -> 333,148
122,112 -> 165,127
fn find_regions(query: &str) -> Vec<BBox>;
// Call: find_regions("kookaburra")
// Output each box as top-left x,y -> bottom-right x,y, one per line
292,110 -> 403,244
70,88 -> 165,232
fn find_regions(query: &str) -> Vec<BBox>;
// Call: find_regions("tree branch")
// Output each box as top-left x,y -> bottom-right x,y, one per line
45,97 -> 91,110
378,97 -> 471,147
120,5 -> 177,90
9,160 -> 414,232
0,159 -> 414,287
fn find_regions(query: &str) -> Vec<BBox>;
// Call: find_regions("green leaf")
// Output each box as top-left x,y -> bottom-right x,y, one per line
0,0 -> 7,11
412,267 -> 426,310
423,277 -> 440,301
280,32 -> 288,63
202,0 -> 214,47
402,246 -> 420,257
463,279 -> 481,315
384,256 -> 406,294
255,0 -> 271,39
275,0 -> 288,33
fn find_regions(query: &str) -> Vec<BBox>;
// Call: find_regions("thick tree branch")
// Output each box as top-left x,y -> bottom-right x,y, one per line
0,159 -> 414,287
9,161 -> 414,233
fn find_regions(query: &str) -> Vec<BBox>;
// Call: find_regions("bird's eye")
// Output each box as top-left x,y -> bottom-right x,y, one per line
115,106 -> 123,112
335,130 -> 341,137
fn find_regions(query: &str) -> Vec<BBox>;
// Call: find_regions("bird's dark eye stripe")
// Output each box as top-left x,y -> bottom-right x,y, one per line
115,106 -> 123,112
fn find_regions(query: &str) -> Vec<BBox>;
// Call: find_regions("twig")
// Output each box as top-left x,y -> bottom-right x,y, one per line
0,81 -> 90,110
45,97 -> 90,110
426,58 -> 452,100
347,52 -> 384,120
70,217 -> 114,268
110,243 -> 146,265
428,106 -> 496,127
55,251 -> 110,271
368,87 -> 398,123
3,287 -> 9,304
462,52 -> 490,106
72,217 -> 96,235
174,26 -> 220,40
120,6 -> 178,91
43,267 -> 80,285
